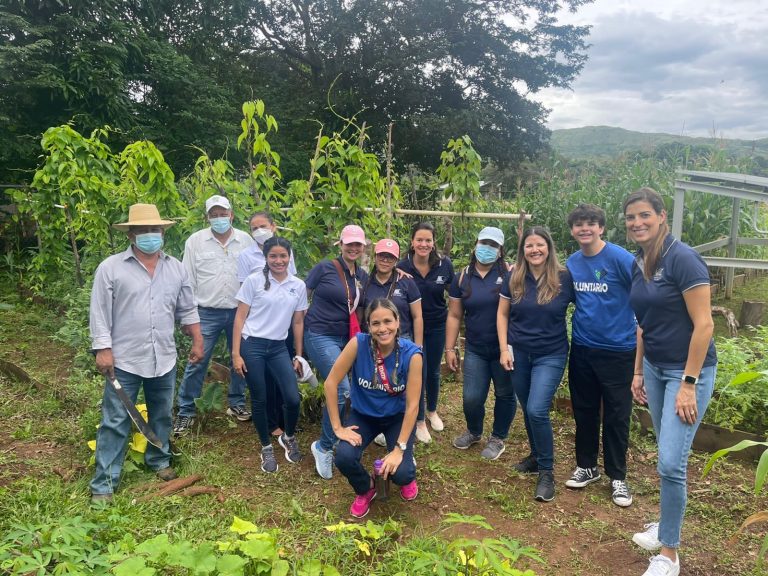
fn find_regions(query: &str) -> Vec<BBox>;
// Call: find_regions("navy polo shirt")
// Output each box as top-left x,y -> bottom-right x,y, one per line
629,235 -> 717,370
350,333 -> 422,417
397,255 -> 454,327
448,264 -> 506,352
361,275 -> 421,338
500,269 -> 575,355
305,257 -> 369,338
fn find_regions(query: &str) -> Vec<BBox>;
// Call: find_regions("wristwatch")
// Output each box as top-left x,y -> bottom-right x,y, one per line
397,441 -> 408,452
683,374 -> 698,385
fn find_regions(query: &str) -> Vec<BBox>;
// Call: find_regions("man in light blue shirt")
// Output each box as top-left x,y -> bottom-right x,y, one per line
89,204 -> 203,504
174,195 -> 254,434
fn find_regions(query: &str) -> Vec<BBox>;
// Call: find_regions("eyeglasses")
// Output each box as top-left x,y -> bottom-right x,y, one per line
376,253 -> 397,262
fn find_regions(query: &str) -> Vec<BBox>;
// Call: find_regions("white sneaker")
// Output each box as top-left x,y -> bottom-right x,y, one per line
373,433 -> 386,447
415,422 -> 432,443
632,522 -> 661,551
641,554 -> 679,576
426,412 -> 444,431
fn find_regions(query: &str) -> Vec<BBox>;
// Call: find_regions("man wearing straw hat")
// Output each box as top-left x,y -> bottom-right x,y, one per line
89,203 -> 203,504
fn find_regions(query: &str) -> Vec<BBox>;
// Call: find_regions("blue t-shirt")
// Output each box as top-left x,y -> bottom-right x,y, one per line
350,333 -> 422,417
629,235 -> 717,370
567,242 -> 636,351
448,263 -> 507,352
500,269 -> 575,355
360,274 -> 421,338
397,255 -> 454,327
305,257 -> 369,338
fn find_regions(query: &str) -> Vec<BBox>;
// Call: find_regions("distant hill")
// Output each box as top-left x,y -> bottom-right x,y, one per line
550,126 -> 768,161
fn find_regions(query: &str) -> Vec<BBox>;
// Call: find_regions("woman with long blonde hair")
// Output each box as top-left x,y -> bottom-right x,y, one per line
497,226 -> 574,502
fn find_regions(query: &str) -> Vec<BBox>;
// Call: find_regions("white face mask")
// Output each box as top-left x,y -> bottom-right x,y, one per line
251,228 -> 274,244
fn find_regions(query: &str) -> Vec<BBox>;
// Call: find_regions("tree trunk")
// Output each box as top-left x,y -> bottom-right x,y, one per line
739,301 -> 766,328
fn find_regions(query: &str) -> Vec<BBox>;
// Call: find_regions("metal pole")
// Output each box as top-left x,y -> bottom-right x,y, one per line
725,197 -> 740,299
671,187 -> 685,239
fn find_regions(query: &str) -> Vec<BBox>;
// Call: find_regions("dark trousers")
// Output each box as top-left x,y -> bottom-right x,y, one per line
240,337 -> 300,446
568,343 -> 635,480
266,327 -> 294,433
335,408 -> 416,495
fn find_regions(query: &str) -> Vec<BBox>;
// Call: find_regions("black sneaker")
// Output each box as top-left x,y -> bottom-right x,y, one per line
565,466 -> 601,489
227,405 -> 252,422
173,415 -> 195,436
535,470 -> 555,502
278,434 -> 303,464
611,479 -> 633,507
513,454 -> 538,474
260,445 -> 278,473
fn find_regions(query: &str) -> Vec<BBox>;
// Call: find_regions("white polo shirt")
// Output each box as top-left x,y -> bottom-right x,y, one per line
182,227 -> 254,309
236,271 -> 308,341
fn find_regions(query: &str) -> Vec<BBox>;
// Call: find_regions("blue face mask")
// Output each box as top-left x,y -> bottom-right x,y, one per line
209,216 -> 231,234
475,244 -> 499,264
135,232 -> 164,255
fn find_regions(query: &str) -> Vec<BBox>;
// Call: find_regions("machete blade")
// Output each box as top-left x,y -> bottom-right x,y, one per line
109,377 -> 164,448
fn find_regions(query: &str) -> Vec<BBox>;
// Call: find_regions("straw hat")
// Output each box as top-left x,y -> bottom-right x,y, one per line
113,204 -> 175,231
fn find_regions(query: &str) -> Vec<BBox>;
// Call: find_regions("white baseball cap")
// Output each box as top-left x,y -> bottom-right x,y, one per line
477,226 -> 504,246
205,195 -> 231,213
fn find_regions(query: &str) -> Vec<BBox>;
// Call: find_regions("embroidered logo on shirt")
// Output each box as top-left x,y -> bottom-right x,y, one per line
436,276 -> 445,284
653,267 -> 664,281
594,268 -> 608,281
495,277 -> 503,284
392,288 -> 403,297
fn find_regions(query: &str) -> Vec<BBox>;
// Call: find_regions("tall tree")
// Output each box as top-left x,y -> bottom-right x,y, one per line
246,0 -> 592,168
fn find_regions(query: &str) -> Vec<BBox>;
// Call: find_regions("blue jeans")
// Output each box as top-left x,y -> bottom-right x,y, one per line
509,347 -> 567,471
419,323 -> 446,420
240,337 -> 300,446
644,360 -> 716,548
176,307 -> 247,416
335,408 -> 416,494
462,346 -> 517,438
304,329 -> 350,452
90,366 -> 175,495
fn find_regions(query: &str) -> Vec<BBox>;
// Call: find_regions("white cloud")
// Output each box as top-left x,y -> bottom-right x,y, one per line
538,1 -> 768,139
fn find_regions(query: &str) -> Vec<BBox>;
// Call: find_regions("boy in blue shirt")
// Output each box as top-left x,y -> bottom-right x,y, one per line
565,204 -> 636,507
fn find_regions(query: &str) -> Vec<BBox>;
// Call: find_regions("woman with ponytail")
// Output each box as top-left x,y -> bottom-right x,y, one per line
326,299 -> 423,518
446,227 -> 517,460
232,237 -> 308,474
624,187 -> 716,576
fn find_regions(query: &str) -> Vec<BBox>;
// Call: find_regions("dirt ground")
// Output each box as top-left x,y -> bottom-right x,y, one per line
1,345 -> 765,575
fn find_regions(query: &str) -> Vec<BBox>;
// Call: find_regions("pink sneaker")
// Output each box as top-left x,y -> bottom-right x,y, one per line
350,487 -> 377,518
400,479 -> 419,501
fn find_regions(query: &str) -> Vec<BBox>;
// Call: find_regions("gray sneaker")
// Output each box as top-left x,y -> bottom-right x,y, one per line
278,434 -> 303,463
260,445 -> 278,473
480,436 -> 505,460
311,440 -> 333,479
452,430 -> 482,450
173,415 -> 195,436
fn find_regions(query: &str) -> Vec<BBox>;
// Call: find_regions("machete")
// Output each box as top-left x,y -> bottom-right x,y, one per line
109,376 -> 163,448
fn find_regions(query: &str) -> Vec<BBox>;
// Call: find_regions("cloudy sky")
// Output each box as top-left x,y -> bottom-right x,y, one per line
536,0 -> 768,139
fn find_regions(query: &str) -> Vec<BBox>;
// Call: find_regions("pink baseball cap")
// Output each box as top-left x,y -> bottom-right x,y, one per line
374,238 -> 400,258
335,224 -> 368,245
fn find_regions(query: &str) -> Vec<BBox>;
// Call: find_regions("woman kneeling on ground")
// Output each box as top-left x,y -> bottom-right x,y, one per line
325,298 -> 423,518
232,237 -> 308,473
